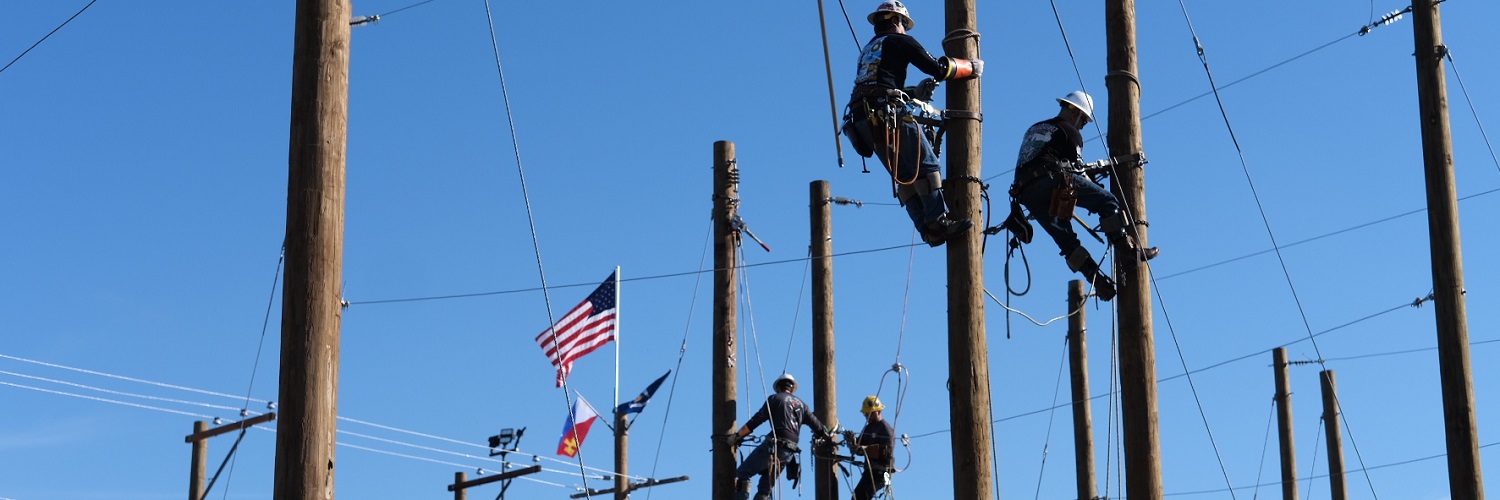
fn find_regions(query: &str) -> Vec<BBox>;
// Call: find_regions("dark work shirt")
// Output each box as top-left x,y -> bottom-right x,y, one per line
859,418 -> 896,464
1014,116 -> 1084,175
854,33 -> 946,89
744,392 -> 827,444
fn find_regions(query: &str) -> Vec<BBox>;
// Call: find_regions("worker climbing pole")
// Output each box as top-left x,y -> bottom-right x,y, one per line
1002,90 -> 1158,301
840,1 -> 982,248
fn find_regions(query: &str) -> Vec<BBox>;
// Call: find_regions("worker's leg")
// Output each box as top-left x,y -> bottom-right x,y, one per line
1017,178 -> 1082,257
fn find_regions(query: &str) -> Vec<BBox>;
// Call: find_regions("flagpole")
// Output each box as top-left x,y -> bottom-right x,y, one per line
613,266 -> 621,413
612,266 -> 626,500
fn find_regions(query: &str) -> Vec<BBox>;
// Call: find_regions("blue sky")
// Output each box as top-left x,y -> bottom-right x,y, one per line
2,0 -> 1498,499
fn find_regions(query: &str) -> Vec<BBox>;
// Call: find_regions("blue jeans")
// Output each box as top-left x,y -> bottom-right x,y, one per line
1016,172 -> 1120,256
874,119 -> 941,185
735,440 -> 797,500
853,462 -> 893,500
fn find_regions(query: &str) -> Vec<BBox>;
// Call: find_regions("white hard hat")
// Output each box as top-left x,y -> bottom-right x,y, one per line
1057,91 -> 1095,123
867,1 -> 915,30
774,373 -> 798,391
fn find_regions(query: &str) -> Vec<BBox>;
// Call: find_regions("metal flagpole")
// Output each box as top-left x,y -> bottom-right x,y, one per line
614,266 -> 621,412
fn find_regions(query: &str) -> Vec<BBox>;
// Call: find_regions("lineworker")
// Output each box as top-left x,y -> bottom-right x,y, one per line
1009,91 -> 1159,301
725,373 -> 833,500
845,396 -> 896,500
845,0 -> 983,247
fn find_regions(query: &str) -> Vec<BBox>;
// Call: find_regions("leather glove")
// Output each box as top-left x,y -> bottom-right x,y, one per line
721,434 -> 742,447
842,429 -> 858,444
971,59 -> 984,78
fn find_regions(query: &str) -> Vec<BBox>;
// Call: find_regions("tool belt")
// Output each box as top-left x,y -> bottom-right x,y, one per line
1009,162 -> 1078,220
765,436 -> 801,454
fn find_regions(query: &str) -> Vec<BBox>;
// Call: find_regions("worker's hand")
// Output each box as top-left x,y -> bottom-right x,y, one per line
721,434 -> 742,447
842,429 -> 858,444
971,59 -> 984,79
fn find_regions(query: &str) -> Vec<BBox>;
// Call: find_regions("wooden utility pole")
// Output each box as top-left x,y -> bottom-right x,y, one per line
274,0 -> 349,498
615,412 -> 628,500
446,466 -> 543,498
1320,371 -> 1347,500
186,413 -> 278,500
1272,348 -> 1298,500
1105,0 -> 1163,497
1067,281 -> 1097,500
810,180 -> 838,500
1411,1 -> 1486,497
940,1 -> 994,499
189,421 -> 208,500
712,141 -> 740,500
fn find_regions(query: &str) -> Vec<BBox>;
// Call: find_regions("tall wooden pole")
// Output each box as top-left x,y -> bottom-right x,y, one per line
1320,371 -> 1347,500
1411,2 -> 1485,497
712,141 -> 740,500
615,413 -> 628,500
1272,348 -> 1296,495
1105,0 -> 1163,497
189,421 -> 207,500
941,0 -> 994,497
1067,281 -> 1097,500
810,180 -> 839,500
274,0 -> 349,498
453,472 -> 466,500
1272,348 -> 1298,500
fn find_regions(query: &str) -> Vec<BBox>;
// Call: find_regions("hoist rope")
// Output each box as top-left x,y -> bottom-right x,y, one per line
0,0 -> 100,75
1444,50 -> 1500,175
982,288 -> 1084,328
478,0 -> 590,491
642,221 -> 712,500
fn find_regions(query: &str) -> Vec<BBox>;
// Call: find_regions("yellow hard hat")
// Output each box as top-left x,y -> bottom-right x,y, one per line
860,395 -> 885,415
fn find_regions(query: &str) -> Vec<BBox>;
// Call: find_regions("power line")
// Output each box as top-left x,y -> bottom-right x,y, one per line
1155,186 -> 1500,281
345,243 -> 918,305
0,0 -> 101,75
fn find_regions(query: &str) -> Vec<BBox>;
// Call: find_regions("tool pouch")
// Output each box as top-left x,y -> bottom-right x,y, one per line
1049,173 -> 1077,220
785,453 -> 801,486
841,101 -> 877,158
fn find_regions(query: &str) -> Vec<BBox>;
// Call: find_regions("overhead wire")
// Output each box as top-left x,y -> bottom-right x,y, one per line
476,0 -> 592,493
1030,339 -> 1070,500
642,220 -> 712,500
0,0 -> 100,75
1250,398 -> 1276,500
1048,0 -> 1242,495
336,184 -> 1500,308
1171,1 -> 1411,495
0,362 -> 667,491
221,245 -> 285,500
1443,49 -> 1500,174
901,292 -> 1436,436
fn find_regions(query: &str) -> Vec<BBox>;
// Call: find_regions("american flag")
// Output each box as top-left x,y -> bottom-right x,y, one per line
535,272 -> 618,387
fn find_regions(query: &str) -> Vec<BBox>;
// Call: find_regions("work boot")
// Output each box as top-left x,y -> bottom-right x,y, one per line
1101,212 -> 1159,262
1065,246 -> 1117,301
923,215 -> 973,246
1089,271 -> 1117,301
1110,233 -> 1160,262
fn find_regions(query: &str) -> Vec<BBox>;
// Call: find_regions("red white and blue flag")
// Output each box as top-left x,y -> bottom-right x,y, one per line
535,272 -> 618,387
556,394 -> 601,457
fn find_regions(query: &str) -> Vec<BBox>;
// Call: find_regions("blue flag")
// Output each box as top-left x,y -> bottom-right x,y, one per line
615,370 -> 671,415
